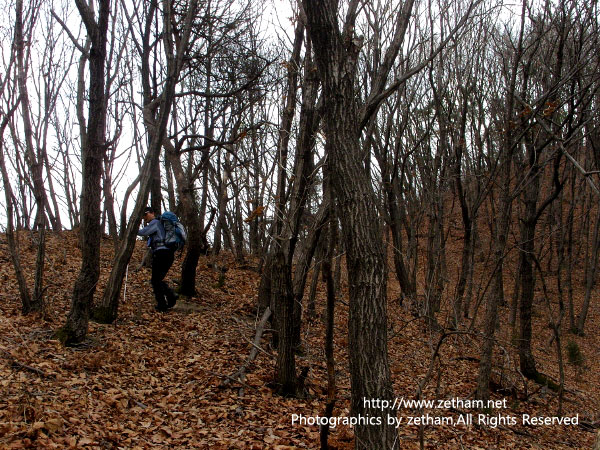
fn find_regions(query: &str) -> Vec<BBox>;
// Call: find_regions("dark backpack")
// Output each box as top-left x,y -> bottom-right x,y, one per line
160,211 -> 187,251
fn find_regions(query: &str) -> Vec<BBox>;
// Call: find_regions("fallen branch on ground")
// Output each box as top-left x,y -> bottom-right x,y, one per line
0,349 -> 50,378
220,306 -> 271,398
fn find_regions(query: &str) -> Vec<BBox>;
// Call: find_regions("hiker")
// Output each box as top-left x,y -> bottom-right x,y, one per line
138,206 -> 178,312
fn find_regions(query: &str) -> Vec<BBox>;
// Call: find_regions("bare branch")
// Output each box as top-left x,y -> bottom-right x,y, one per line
50,9 -> 89,57
360,0 -> 482,130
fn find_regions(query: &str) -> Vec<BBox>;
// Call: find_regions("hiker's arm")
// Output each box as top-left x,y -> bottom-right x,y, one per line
137,219 -> 160,236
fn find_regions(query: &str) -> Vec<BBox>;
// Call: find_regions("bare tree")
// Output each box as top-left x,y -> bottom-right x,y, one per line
58,0 -> 112,344
0,30 -> 31,311
94,0 -> 200,323
302,0 -> 482,446
14,0 -> 47,312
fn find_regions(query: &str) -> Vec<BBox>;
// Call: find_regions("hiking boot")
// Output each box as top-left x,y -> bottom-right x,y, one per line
167,294 -> 179,309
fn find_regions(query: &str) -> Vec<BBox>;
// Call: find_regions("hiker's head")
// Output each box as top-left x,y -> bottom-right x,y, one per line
143,206 -> 155,223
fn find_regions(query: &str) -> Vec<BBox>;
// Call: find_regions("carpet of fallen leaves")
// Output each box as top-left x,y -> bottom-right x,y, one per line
0,230 -> 599,449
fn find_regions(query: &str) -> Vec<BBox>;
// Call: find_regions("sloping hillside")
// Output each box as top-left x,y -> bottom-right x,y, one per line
0,230 -> 598,449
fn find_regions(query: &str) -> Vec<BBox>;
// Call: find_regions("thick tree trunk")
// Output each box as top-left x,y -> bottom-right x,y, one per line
59,0 -> 111,344
327,108 -> 394,448
303,2 -> 396,445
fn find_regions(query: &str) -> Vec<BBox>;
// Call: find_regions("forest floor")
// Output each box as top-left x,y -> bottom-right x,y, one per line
0,230 -> 599,449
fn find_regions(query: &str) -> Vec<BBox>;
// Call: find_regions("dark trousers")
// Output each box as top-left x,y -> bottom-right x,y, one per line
151,249 -> 176,309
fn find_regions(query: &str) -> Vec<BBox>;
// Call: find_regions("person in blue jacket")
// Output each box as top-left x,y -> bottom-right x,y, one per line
137,206 -> 178,311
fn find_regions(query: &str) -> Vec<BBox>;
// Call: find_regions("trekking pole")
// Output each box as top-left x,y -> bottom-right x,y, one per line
123,263 -> 129,303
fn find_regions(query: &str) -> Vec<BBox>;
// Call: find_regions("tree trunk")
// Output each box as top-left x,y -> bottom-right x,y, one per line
258,20 -> 304,392
15,0 -> 45,313
575,205 -> 600,335
450,96 -> 471,327
165,137 -> 209,297
320,200 -> 337,449
477,185 -> 513,400
213,153 -> 229,255
385,176 -> 416,302
59,0 -> 111,344
424,196 -> 446,324
273,247 -> 296,395
102,159 -> 119,249
518,145 -> 543,379
566,169 -> 576,332
303,1 -> 397,445
476,0 -> 526,398
292,203 -> 329,347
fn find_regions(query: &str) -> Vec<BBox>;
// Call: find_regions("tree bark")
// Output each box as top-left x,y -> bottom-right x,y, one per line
59,0 -> 111,344
258,19 -> 304,394
385,176 -> 416,302
320,195 -> 337,449
302,1 -> 397,446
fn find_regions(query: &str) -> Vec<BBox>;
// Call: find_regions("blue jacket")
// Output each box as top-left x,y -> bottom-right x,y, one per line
137,218 -> 168,252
